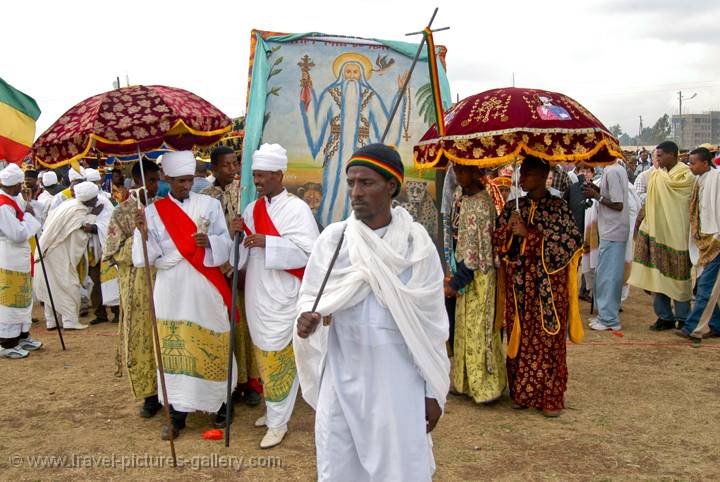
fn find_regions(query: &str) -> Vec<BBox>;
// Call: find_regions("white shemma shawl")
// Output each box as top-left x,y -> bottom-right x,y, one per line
294,207 -> 450,409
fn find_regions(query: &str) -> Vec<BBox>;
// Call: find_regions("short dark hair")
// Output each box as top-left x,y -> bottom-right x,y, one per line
656,141 -> 679,157
24,169 -> 38,179
210,146 -> 236,165
689,147 -> 713,164
131,159 -> 161,179
521,155 -> 550,176
111,168 -> 123,176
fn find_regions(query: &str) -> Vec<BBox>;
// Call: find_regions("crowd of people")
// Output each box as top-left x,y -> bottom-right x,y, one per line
0,138 -> 718,480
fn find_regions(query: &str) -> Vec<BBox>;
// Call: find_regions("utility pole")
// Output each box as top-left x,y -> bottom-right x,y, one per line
638,115 -> 643,142
678,90 -> 698,148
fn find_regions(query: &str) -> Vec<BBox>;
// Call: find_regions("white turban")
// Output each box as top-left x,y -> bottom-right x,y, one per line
85,168 -> 102,182
252,143 -> 288,172
74,181 -> 99,202
68,168 -> 85,182
162,151 -> 196,177
0,164 -> 24,186
42,171 -> 58,187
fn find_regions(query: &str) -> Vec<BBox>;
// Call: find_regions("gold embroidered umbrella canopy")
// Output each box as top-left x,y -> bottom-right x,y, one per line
32,85 -> 232,168
413,86 -> 623,170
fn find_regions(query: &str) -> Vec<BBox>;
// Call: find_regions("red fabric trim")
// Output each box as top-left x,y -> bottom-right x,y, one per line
154,197 -> 236,319
251,197 -> 305,280
0,193 -> 33,276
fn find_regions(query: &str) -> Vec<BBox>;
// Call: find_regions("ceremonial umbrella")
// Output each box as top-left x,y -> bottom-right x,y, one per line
414,86 -> 622,168
32,85 -> 230,168
31,85 -> 233,463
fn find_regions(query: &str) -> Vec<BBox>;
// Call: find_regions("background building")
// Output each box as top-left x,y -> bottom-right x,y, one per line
671,111 -> 720,148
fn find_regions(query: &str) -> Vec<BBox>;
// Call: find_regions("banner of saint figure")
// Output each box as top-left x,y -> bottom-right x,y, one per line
241,30 -> 452,242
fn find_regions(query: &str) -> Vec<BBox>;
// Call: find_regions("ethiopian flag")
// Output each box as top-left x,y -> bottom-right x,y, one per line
0,78 -> 41,164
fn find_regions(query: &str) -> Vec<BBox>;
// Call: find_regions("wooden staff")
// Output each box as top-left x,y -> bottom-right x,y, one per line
23,185 -> 66,350
34,235 -> 66,350
225,181 -> 243,447
135,150 -> 177,466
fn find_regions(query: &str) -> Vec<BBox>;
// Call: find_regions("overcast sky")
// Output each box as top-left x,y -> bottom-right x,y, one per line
4,0 -> 719,139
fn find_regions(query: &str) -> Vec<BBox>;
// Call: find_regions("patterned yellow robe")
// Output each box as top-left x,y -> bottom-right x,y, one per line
201,181 -> 259,385
103,196 -> 157,400
451,187 -> 506,403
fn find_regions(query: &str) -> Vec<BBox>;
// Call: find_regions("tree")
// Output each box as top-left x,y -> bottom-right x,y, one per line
619,133 -> 633,145
651,114 -> 672,143
609,124 -> 624,138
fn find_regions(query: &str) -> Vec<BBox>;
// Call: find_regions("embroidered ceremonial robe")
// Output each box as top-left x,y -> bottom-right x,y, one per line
0,193 -> 41,338
105,195 -> 157,399
239,189 -> 319,428
132,192 -> 235,413
493,192 -> 583,411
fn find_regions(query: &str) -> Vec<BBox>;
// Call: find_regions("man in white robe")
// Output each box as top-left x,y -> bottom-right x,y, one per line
0,164 -> 42,358
36,171 -> 63,225
33,182 -> 104,330
133,150 -> 236,440
48,167 -> 85,213
233,143 -> 319,448
678,147 -> 720,340
83,168 -> 118,324
295,144 -> 450,481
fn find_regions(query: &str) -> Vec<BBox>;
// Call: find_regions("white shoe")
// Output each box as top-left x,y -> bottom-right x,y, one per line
0,345 -> 29,359
62,321 -> 89,330
254,415 -> 266,427
19,337 -> 42,351
589,320 -> 610,331
260,425 -> 287,449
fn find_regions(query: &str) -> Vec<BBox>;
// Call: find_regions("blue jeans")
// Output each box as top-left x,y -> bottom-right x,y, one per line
594,239 -> 626,328
683,254 -> 720,334
653,293 -> 690,323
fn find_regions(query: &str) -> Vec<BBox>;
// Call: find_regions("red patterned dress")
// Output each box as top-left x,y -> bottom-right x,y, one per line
493,192 -> 582,410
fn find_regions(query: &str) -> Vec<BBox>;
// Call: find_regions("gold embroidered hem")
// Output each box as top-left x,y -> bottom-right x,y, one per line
452,271 -> 507,403
0,267 -> 32,309
158,319 -> 230,382
115,262 -> 158,400
254,343 -> 297,403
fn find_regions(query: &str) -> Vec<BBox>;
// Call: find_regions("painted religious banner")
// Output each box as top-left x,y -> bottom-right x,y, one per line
241,30 -> 452,241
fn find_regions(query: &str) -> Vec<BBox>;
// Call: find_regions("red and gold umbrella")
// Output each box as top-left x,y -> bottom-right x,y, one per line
414,87 -> 623,169
32,85 -> 231,168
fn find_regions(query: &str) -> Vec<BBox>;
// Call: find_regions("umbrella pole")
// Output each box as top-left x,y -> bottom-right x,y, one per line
514,160 -> 520,211
34,235 -> 66,350
136,148 -> 177,466
380,7 -> 440,143
224,230 -> 242,447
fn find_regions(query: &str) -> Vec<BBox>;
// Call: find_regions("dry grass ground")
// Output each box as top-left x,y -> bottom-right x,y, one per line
1,287 -> 718,481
